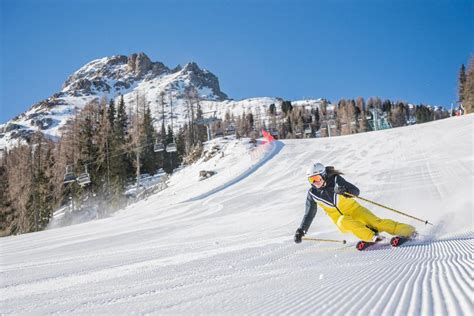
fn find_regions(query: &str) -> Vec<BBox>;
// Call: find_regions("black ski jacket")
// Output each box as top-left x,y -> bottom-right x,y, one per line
299,173 -> 360,233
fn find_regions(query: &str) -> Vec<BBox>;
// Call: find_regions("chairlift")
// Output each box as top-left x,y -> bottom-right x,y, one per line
166,142 -> 177,153
63,165 -> 76,184
77,165 -> 91,187
154,142 -> 164,152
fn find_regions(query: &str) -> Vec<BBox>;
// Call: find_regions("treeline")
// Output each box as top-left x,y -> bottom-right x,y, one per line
0,89 -> 207,236
458,56 -> 474,113
215,97 -> 449,140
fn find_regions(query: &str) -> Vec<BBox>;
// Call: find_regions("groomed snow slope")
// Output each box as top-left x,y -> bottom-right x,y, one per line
1,115 -> 473,315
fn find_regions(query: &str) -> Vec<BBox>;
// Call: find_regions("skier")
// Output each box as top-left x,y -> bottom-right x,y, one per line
294,162 -> 417,245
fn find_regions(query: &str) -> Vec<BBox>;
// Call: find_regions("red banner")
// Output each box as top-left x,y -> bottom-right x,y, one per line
261,129 -> 275,143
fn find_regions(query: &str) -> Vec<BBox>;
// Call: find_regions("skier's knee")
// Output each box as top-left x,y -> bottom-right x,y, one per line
336,215 -> 348,232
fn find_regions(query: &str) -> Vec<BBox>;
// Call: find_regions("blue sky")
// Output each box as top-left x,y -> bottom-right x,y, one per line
1,0 -> 473,123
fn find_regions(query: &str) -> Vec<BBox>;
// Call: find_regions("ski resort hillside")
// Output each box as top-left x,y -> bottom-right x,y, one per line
1,115 -> 473,314
0,52 -> 448,152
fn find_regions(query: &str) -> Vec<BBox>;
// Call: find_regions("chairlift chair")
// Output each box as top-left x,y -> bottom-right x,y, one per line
77,173 -> 91,187
63,165 -> 76,184
77,165 -> 91,187
166,143 -> 177,153
154,142 -> 164,152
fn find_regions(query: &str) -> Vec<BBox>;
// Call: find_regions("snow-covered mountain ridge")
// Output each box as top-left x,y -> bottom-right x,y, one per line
1,114 -> 472,314
1,52 -> 329,151
0,52 -> 238,149
1,52 -> 443,152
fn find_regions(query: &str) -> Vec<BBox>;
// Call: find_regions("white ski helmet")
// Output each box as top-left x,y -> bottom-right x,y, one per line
306,162 -> 327,178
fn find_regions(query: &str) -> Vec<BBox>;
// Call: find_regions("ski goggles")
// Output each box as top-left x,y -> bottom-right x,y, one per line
308,174 -> 324,184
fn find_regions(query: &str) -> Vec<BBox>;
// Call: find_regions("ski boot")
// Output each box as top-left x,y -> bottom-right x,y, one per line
356,234 -> 384,251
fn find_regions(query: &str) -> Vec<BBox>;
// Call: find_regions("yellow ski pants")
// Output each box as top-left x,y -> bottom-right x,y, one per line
335,204 -> 416,242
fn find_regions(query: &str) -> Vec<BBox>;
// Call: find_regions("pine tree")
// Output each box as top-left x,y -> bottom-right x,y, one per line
269,103 -> 276,116
246,112 -> 254,131
110,95 -> 131,197
415,104 -> 434,123
382,99 -> 392,113
458,64 -> 466,103
286,116 -> 293,136
76,101 -> 100,189
313,108 -> 321,132
195,97 -> 208,144
359,110 -> 370,132
116,95 -> 128,139
281,100 -> 293,116
108,98 -> 116,130
140,105 -> 159,175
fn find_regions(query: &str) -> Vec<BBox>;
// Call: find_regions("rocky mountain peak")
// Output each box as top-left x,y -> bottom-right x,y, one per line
0,52 -> 231,150
182,62 -> 201,73
127,52 -> 152,77
179,62 -> 228,100
61,52 -> 175,96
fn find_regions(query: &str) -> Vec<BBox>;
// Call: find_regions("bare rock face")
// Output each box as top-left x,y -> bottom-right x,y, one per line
127,52 -> 152,77
182,62 -> 228,100
108,55 -> 128,66
199,170 -> 217,181
10,129 -> 34,142
150,62 -> 168,77
31,117 -> 55,130
5,123 -> 23,133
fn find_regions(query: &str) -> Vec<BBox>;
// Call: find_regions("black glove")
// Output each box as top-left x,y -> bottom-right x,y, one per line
294,228 -> 305,243
334,185 -> 350,197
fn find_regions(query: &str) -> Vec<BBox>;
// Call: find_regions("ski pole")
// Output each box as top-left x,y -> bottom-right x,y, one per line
302,237 -> 347,244
345,193 -> 434,226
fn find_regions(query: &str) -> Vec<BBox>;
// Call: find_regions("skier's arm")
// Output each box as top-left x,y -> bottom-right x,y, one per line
335,176 -> 360,196
299,191 -> 318,232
